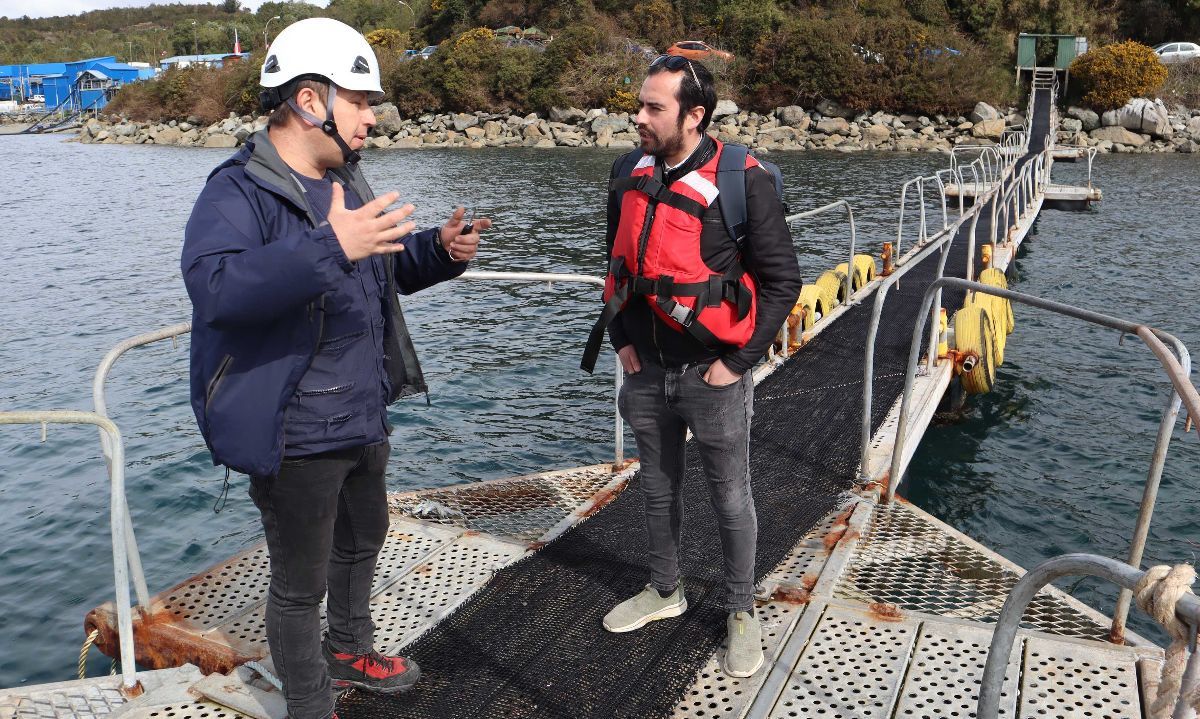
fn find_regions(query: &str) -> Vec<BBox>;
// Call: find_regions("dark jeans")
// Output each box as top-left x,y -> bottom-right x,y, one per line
618,359 -> 757,613
249,441 -> 391,719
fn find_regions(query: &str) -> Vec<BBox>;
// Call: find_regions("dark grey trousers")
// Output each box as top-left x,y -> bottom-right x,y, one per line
249,441 -> 391,719
618,360 -> 758,613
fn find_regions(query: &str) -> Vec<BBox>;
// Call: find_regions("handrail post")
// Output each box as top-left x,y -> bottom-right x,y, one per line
0,412 -> 141,692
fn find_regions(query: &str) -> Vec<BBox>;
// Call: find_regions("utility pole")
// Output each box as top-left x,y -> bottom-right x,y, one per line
263,15 -> 281,51
191,20 -> 199,57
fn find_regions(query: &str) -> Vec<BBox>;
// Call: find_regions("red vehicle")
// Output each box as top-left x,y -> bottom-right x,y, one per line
666,40 -> 734,62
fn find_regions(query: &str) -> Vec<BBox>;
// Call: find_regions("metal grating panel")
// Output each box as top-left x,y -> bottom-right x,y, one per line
834,502 -> 1109,640
893,619 -> 1021,718
199,520 -> 462,652
388,465 -> 617,541
764,509 -> 841,589
129,702 -> 248,718
373,533 -> 525,652
1020,637 -> 1141,718
670,601 -> 807,719
158,545 -> 269,630
769,604 -> 918,719
4,684 -> 127,719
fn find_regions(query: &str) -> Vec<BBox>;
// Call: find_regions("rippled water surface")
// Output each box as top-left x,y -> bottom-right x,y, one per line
0,133 -> 1194,687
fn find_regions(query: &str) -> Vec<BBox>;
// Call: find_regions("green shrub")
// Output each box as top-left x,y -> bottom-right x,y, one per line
1070,41 -> 1168,111
493,47 -> 540,107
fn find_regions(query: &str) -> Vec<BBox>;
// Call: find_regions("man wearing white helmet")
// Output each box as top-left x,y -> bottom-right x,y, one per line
181,17 -> 490,719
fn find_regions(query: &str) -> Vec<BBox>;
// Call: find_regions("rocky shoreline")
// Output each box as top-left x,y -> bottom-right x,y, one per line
64,98 -> 1200,154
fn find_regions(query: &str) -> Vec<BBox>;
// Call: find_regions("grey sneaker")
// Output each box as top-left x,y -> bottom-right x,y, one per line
724,611 -> 764,677
602,584 -> 688,632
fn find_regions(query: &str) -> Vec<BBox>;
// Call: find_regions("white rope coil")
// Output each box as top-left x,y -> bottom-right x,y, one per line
1135,564 -> 1200,719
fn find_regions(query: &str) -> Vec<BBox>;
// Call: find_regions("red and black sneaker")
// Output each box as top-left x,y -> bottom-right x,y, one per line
322,637 -> 421,694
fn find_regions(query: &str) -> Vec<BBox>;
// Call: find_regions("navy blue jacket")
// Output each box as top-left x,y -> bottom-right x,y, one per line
182,130 -> 464,477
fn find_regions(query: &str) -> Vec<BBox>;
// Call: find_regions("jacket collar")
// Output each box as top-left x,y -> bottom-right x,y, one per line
215,130 -> 377,226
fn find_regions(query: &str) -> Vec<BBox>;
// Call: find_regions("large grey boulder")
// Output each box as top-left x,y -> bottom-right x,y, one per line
1060,118 -> 1083,133
863,124 -> 891,143
969,102 -> 1001,123
549,106 -> 587,123
1067,106 -> 1100,131
373,103 -> 404,136
712,99 -> 739,121
971,119 -> 1005,140
815,117 -> 850,134
776,105 -> 807,127
1187,116 -> 1200,140
153,126 -> 183,145
816,98 -> 855,119
452,113 -> 479,131
1090,125 -> 1147,147
590,114 -> 630,134
204,134 -> 239,148
1113,98 -> 1171,137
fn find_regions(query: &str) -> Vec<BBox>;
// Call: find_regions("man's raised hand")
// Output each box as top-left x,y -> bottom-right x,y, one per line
327,183 -> 416,262
438,206 -> 492,263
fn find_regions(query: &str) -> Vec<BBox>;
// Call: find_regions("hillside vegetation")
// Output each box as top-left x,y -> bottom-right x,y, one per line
7,0 -> 1199,119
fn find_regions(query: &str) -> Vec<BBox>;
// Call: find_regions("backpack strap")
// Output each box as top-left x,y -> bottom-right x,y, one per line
610,148 -> 645,209
715,144 -> 750,244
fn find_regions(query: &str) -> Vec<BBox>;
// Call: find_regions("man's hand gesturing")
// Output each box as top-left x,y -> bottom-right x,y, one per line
328,183 -> 416,262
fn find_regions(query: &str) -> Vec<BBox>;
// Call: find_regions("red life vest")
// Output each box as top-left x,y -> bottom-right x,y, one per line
581,140 -> 759,373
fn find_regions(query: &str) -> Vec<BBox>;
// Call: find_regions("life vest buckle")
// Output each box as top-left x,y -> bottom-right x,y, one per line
662,299 -> 695,328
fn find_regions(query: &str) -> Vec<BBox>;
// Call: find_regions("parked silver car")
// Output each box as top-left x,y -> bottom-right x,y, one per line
1154,42 -> 1200,64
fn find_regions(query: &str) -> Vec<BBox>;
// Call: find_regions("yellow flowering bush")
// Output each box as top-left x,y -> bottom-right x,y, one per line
1070,41 -> 1168,111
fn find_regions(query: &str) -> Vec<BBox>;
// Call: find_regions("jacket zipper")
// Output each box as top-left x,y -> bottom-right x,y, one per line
206,354 -> 233,406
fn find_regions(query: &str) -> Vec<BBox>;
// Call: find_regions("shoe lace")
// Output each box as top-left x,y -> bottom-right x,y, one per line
362,650 -> 397,673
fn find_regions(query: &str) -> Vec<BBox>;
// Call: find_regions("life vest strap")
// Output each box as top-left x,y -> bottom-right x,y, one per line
609,175 -> 707,219
581,282 -> 631,374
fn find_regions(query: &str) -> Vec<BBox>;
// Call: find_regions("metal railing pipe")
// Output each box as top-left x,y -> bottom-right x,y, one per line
886,277 -> 1200,573
0,411 -> 139,691
978,554 -> 1200,719
92,321 -> 192,611
786,199 -> 857,302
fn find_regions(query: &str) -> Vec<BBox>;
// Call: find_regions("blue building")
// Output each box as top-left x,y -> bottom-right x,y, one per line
0,57 -> 156,112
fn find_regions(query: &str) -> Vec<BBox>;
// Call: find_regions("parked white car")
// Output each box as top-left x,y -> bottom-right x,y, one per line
1153,42 -> 1200,64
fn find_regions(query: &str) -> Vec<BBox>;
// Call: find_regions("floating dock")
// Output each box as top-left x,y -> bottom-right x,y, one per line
4,74 -> 1185,719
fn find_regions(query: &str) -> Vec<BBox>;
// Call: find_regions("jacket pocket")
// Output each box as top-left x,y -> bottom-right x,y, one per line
319,330 -> 367,354
206,354 -> 234,405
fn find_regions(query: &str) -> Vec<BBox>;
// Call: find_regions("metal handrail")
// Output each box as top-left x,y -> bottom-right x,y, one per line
90,274 -> 627,470
0,411 -> 140,692
859,124 -> 1035,480
896,175 -> 948,259
92,322 -> 192,613
786,200 -> 857,302
888,277 -> 1198,645
978,554 -> 1200,719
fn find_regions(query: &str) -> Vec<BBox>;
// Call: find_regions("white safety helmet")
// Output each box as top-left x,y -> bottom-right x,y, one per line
259,18 -> 384,109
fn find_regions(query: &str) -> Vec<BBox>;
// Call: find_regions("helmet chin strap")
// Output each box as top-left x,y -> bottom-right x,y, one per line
286,83 -> 361,165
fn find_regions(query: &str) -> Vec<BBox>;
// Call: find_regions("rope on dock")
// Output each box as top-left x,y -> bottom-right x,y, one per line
77,629 -> 99,680
1135,564 -> 1200,718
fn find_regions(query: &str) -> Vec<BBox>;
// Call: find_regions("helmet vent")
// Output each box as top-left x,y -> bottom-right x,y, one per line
351,56 -> 370,74
263,55 -> 280,73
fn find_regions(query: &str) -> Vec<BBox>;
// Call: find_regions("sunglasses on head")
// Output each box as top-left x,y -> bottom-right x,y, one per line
650,54 -> 701,87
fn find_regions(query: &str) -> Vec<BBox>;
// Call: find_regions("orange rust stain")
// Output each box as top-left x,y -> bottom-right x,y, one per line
413,564 -> 433,574
581,485 -> 624,518
821,507 -> 855,551
773,586 -> 811,604
86,603 -> 260,675
868,602 -> 905,621
463,530 -> 481,537
800,574 -> 818,591
527,541 -> 547,551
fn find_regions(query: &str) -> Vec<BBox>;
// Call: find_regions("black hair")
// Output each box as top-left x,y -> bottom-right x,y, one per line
647,58 -> 718,132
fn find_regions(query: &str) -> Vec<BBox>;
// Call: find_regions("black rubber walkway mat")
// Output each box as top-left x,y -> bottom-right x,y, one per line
340,93 -> 1050,719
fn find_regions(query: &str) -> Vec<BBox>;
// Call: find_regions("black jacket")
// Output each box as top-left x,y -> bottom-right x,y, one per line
605,136 -> 803,375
